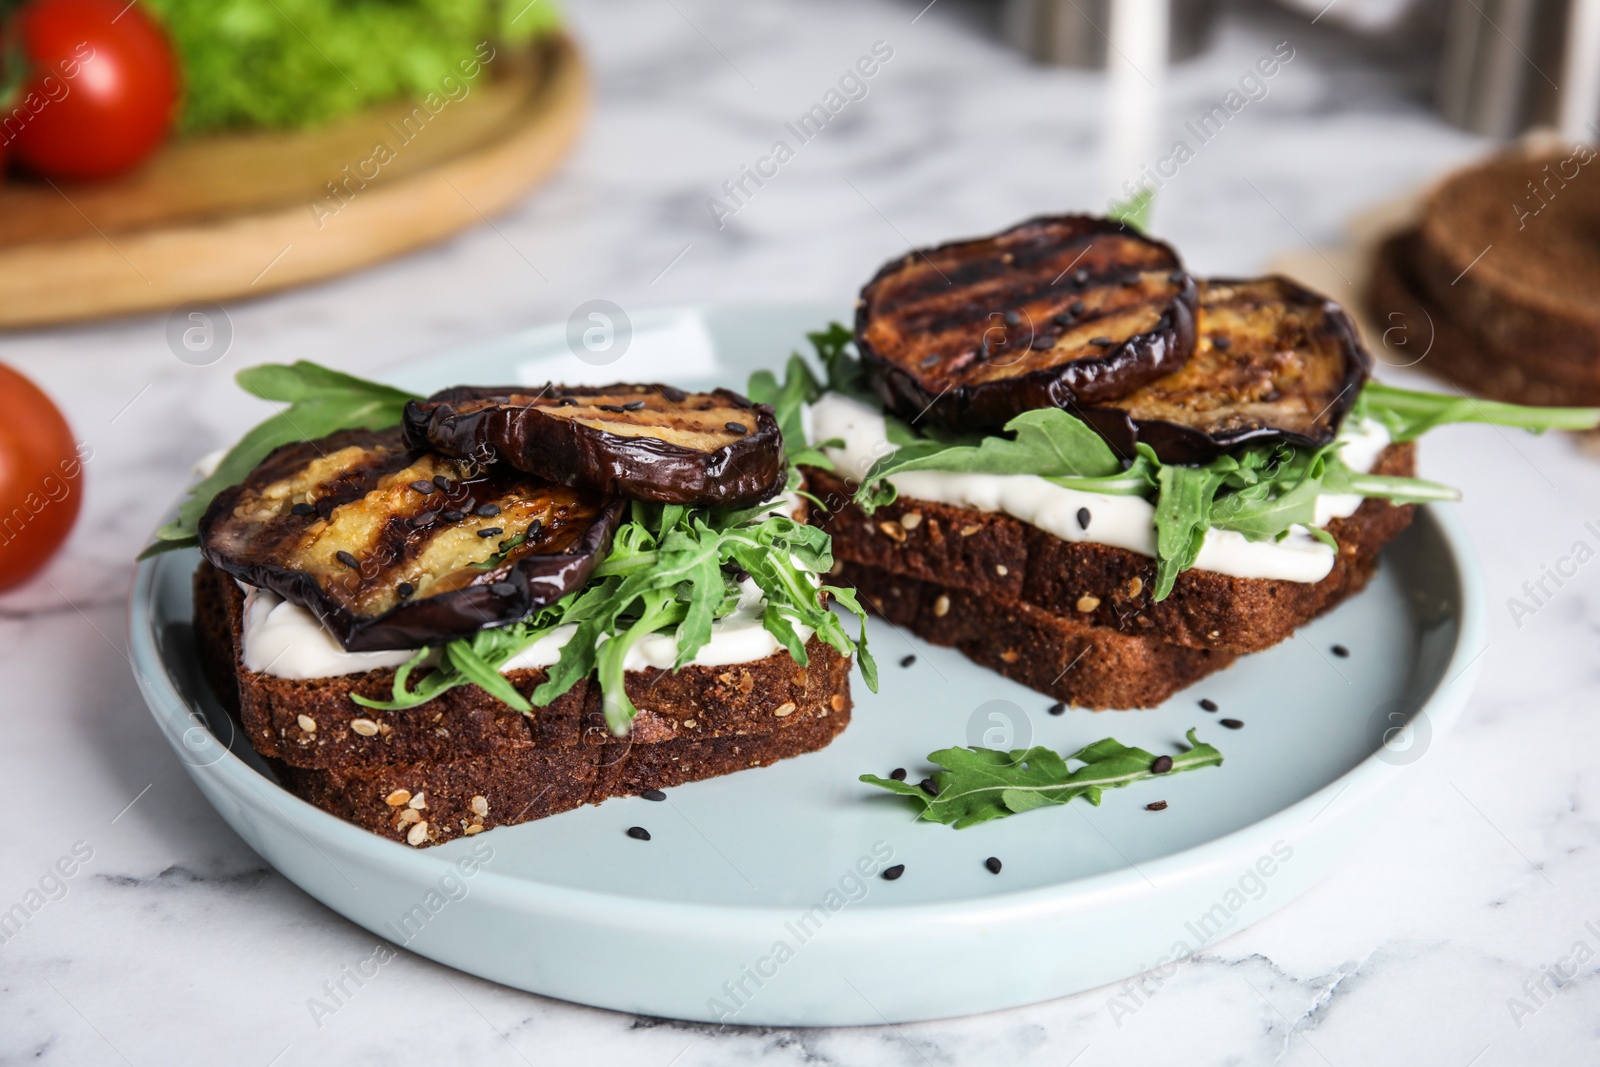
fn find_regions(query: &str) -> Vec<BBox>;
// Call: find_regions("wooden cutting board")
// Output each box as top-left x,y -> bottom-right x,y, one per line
0,34 -> 587,329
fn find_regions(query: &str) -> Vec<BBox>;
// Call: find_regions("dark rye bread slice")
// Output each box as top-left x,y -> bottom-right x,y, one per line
1369,231 -> 1600,406
842,561 -> 1232,709
1409,148 -> 1600,375
806,444 -> 1415,655
194,561 -> 852,772
273,711 -> 848,847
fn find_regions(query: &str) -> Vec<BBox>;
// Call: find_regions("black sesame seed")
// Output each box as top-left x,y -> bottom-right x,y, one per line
1030,335 -> 1055,349
1220,718 -> 1245,729
411,511 -> 439,527
642,789 -> 666,802
919,778 -> 939,797
1147,800 -> 1169,811
900,655 -> 917,668
1151,755 -> 1174,774
1199,698 -> 1218,712
984,856 -> 1003,874
1121,273 -> 1141,287
1168,270 -> 1186,284
411,480 -> 436,495
881,864 -> 905,881
623,400 -> 647,411
725,421 -> 748,434
1076,507 -> 1091,531
396,582 -> 414,599
490,582 -> 516,596
1003,310 -> 1022,326
1070,299 -> 1086,315
889,767 -> 907,781
477,527 -> 504,538
1048,702 -> 1066,716
476,504 -> 501,518
440,509 -> 465,523
335,551 -> 360,569
598,403 -> 626,413
1090,336 -> 1115,347
1331,644 -> 1350,658
527,519 -> 543,538
1071,270 -> 1089,286
558,397 -> 579,407
659,386 -> 687,403
1212,336 -> 1232,351
1053,313 -> 1076,327
433,475 -> 453,492
919,353 -> 941,367
626,826 -> 651,841
290,502 -> 314,516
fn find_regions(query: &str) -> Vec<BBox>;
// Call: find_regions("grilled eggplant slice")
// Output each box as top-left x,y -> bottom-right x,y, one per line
402,383 -> 786,508
856,214 -> 1197,432
198,427 -> 623,651
1078,276 -> 1373,464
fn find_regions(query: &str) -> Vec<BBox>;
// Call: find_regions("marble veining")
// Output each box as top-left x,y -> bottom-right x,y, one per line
2,0 -> 1598,1063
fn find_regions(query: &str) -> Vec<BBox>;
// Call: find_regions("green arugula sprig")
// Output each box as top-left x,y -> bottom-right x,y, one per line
139,362 -> 419,559
357,499 -> 876,733
862,728 -> 1223,828
782,323 -> 1599,601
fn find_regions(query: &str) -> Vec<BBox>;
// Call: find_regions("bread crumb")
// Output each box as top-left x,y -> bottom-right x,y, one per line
900,512 -> 922,530
406,821 -> 429,847
296,714 -> 317,733
1077,595 -> 1101,612
385,789 -> 411,807
933,594 -> 951,617
774,702 -> 797,717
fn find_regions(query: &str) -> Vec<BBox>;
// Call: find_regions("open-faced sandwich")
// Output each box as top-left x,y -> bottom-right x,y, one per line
147,366 -> 873,847
749,214 -> 1599,709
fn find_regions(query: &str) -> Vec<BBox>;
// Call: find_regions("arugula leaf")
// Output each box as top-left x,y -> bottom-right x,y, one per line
746,353 -> 837,471
854,408 -> 1130,511
861,728 -> 1222,828
1358,382 -> 1600,441
1107,187 -> 1155,232
358,503 -> 876,734
139,362 -> 418,559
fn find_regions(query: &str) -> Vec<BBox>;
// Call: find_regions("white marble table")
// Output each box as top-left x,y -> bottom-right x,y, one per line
5,1 -> 1597,1063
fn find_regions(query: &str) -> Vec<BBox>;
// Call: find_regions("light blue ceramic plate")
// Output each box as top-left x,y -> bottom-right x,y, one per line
128,302 -> 1486,1026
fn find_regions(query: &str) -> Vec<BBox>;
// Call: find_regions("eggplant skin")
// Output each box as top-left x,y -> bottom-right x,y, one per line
855,214 -> 1197,433
403,383 -> 787,508
1078,276 -> 1374,464
198,427 -> 623,652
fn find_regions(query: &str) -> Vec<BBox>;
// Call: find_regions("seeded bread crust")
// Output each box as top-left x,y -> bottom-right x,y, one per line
1369,230 -> 1600,406
843,561 -> 1233,709
805,447 -> 1415,656
193,562 -> 854,846
196,561 -> 850,771
274,712 -> 848,846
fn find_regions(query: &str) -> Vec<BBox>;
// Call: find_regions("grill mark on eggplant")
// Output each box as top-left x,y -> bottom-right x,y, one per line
1076,276 -> 1374,463
198,427 -> 622,651
856,214 -> 1197,432
404,383 -> 787,508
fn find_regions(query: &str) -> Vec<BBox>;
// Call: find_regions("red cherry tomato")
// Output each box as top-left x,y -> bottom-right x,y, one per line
6,0 -> 179,181
0,364 -> 84,589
